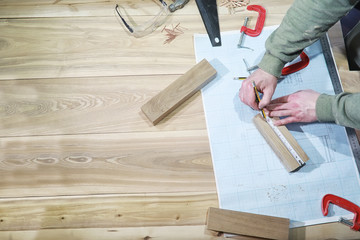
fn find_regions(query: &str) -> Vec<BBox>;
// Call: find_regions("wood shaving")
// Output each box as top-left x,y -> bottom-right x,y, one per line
220,0 -> 250,14
161,23 -> 187,44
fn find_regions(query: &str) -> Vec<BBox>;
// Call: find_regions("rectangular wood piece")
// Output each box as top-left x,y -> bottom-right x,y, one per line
206,207 -> 290,240
141,59 -> 217,125
253,114 -> 309,172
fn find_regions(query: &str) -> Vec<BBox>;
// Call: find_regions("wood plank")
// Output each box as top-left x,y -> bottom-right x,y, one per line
0,0 -> 293,18
0,225 -> 221,240
0,1 -> 161,18
206,207 -> 289,240
0,0 -> 199,18
289,222 -> 360,240
0,12 -> 292,81
0,130 -> 215,198
328,24 -> 360,143
0,76 -> 207,137
141,59 -> 217,125
328,22 -> 360,93
5,0 -> 357,239
0,192 -> 218,231
253,114 -> 309,172
0,16 -> 196,80
0,223 -> 359,240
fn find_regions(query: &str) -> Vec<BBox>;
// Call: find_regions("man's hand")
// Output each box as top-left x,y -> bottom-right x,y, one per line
239,69 -> 278,110
266,89 -> 320,125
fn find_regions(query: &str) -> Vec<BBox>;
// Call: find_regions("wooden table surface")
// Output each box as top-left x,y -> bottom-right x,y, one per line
0,0 -> 359,239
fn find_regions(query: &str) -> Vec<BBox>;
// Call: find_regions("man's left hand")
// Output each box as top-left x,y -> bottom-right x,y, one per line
266,89 -> 320,125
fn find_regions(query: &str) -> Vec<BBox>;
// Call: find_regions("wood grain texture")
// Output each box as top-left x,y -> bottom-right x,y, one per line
0,0 -> 358,238
0,130 -> 215,198
0,225 -> 223,240
0,0 -> 293,18
289,222 -> 360,240
0,76 -> 207,137
0,0 -> 198,18
253,114 -> 309,172
0,223 -> 360,240
141,59 -> 217,125
0,16 -> 195,80
328,23 -> 360,93
0,192 -> 218,231
0,1 -> 294,81
328,23 -> 360,141
206,207 -> 289,240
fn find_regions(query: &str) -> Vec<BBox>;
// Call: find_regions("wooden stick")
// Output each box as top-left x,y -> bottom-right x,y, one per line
253,114 -> 309,172
141,59 -> 217,125
206,207 -> 290,240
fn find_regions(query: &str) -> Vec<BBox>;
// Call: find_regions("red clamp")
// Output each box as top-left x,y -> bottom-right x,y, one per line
281,51 -> 310,76
240,5 -> 266,37
322,194 -> 360,231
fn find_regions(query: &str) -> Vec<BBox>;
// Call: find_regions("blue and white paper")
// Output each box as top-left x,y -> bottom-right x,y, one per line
194,26 -> 360,227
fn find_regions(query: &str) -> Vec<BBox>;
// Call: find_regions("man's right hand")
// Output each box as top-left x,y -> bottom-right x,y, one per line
238,68 -> 278,110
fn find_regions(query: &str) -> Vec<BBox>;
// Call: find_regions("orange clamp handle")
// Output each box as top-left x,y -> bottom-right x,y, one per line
322,194 -> 360,231
240,5 -> 266,37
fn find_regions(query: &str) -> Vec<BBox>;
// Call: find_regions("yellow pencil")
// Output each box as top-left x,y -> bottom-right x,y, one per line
233,77 -> 247,80
252,81 -> 267,119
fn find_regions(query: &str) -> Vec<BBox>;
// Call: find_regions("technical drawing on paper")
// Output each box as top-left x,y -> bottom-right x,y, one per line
193,27 -> 360,227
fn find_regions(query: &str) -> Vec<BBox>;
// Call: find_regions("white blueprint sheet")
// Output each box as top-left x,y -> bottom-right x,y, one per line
194,26 -> 360,227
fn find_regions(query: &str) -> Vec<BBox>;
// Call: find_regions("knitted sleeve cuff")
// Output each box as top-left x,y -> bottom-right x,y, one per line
315,94 -> 335,122
258,53 -> 286,78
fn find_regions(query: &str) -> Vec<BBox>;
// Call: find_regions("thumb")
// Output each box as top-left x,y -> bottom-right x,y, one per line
259,90 -> 273,109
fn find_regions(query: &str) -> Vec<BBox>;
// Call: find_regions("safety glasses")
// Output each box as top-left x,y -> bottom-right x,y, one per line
115,0 -> 170,38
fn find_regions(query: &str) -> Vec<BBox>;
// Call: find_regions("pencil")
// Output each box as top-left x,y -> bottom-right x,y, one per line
233,77 -> 247,80
252,81 -> 267,119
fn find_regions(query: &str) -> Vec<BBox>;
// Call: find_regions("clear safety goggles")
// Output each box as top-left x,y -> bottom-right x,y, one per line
115,0 -> 170,38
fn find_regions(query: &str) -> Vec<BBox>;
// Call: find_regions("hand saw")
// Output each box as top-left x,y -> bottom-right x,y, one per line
195,0 -> 221,47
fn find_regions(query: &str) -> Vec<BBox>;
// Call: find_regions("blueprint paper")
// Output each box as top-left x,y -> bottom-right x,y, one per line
194,26 -> 360,227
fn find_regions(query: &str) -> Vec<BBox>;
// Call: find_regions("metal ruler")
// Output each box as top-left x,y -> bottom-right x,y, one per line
262,34 -> 359,170
320,34 -> 360,172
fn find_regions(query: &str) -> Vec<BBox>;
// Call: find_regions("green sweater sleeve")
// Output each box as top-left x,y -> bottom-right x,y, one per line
258,0 -> 360,77
316,93 -> 360,129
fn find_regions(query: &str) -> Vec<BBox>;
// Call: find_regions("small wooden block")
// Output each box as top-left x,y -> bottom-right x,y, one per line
141,59 -> 217,125
253,114 -> 309,172
206,207 -> 290,240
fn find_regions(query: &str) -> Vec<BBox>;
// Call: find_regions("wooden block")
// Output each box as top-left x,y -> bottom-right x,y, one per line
206,207 -> 290,240
253,114 -> 309,172
141,59 -> 217,125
